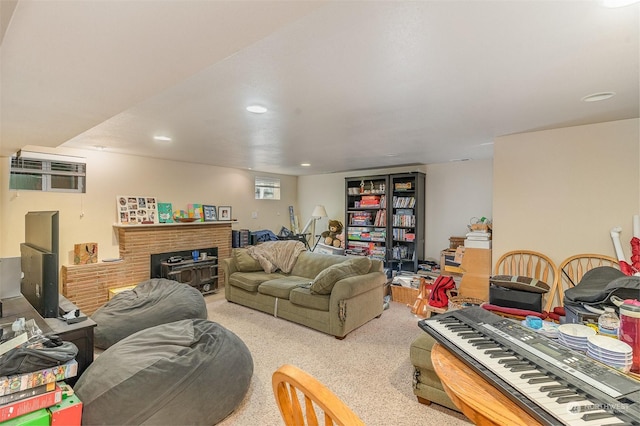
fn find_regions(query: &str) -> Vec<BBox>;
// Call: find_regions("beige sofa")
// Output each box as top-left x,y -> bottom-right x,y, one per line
221,248 -> 386,338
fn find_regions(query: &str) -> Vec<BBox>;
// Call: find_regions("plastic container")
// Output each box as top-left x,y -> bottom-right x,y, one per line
598,307 -> 620,338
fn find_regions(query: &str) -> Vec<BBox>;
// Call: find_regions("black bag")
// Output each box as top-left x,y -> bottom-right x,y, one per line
0,340 -> 78,376
563,266 -> 640,309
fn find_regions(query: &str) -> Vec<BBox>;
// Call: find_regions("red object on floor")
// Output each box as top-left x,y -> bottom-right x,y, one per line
427,276 -> 456,308
49,394 -> 82,426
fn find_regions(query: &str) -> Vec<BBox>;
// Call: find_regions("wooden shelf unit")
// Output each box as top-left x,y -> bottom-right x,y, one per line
344,172 -> 425,273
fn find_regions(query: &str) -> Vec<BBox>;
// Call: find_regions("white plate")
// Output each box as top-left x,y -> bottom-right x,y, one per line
587,335 -> 633,355
558,338 -> 587,351
558,324 -> 597,338
586,349 -> 632,363
558,334 -> 589,344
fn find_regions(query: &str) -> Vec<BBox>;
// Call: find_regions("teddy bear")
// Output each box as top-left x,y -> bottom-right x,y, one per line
321,220 -> 344,248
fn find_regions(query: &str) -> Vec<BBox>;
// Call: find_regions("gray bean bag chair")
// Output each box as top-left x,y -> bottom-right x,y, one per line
75,319 -> 253,425
92,278 -> 208,349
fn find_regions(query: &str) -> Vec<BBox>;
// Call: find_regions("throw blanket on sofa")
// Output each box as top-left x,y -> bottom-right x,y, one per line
247,240 -> 307,273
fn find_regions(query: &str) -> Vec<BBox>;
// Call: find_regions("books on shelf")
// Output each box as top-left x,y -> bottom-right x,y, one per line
393,229 -> 415,241
392,245 -> 414,261
392,211 -> 415,227
392,196 -> 415,208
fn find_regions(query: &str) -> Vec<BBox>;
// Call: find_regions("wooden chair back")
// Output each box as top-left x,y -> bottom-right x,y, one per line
556,254 -> 619,308
272,364 -> 365,426
493,250 -> 559,312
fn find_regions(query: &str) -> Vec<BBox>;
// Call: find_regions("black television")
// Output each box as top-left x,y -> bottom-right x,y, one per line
20,211 -> 60,318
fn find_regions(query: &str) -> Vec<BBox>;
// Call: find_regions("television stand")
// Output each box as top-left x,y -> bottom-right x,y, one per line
1,294 -> 96,385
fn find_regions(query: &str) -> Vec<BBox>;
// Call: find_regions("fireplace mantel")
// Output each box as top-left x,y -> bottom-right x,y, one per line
62,222 -> 232,315
112,220 -> 235,229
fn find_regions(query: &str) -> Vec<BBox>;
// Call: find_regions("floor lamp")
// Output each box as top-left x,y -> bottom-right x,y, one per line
300,205 -> 327,249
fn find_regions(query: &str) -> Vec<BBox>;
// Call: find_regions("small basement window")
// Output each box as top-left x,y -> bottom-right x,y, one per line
10,156 -> 86,193
255,176 -> 280,200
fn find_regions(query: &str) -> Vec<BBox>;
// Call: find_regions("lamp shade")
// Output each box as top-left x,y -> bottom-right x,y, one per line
311,205 -> 328,218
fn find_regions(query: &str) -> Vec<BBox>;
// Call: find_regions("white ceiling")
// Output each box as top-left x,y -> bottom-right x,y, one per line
1,1 -> 638,176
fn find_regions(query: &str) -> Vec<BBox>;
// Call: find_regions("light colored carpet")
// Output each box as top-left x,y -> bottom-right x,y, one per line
206,292 -> 470,426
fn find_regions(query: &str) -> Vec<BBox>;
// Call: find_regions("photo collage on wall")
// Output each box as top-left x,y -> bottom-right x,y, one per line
117,196 -> 159,225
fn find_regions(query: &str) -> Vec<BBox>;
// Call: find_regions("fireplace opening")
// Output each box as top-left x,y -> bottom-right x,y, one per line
150,247 -> 218,295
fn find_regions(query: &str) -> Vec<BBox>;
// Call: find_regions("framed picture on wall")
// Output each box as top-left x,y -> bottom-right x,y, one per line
116,195 -> 158,225
203,205 -> 217,221
218,206 -> 232,221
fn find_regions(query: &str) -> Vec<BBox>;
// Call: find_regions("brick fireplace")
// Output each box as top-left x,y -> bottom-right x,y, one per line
61,222 -> 232,315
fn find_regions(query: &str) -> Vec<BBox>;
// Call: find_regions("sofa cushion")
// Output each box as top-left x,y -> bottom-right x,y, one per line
233,248 -> 263,272
310,257 -> 372,295
229,271 -> 285,292
258,276 -> 311,299
290,252 -> 352,279
289,287 -> 330,311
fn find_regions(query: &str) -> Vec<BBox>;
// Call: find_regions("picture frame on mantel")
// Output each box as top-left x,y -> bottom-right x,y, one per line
218,206 -> 232,221
202,205 -> 217,222
116,195 -> 158,225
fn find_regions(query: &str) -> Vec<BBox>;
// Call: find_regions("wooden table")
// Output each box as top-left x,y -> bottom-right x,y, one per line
431,342 -> 542,426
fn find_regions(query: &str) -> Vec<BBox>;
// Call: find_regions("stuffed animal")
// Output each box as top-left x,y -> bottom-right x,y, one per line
321,220 -> 344,248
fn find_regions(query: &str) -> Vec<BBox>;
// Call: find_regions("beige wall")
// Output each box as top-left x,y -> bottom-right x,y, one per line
0,147 -> 297,263
492,118 -> 639,268
424,159 -> 493,260
2,117 -> 636,277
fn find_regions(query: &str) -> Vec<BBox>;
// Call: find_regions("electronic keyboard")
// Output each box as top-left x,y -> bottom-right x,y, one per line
418,307 -> 640,425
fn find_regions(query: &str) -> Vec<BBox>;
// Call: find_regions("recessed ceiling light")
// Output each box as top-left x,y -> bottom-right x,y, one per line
94,145 -> 106,150
602,0 -> 640,7
153,135 -> 172,142
581,92 -> 616,102
246,105 -> 268,114
301,163 -> 311,167
480,142 -> 494,146
385,153 -> 398,157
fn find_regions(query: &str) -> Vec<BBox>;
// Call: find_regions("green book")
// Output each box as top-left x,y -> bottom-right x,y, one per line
158,202 -> 173,223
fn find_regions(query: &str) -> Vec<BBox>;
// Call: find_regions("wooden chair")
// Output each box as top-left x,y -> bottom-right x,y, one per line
493,250 -> 559,312
555,254 -> 619,310
272,364 -> 365,426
